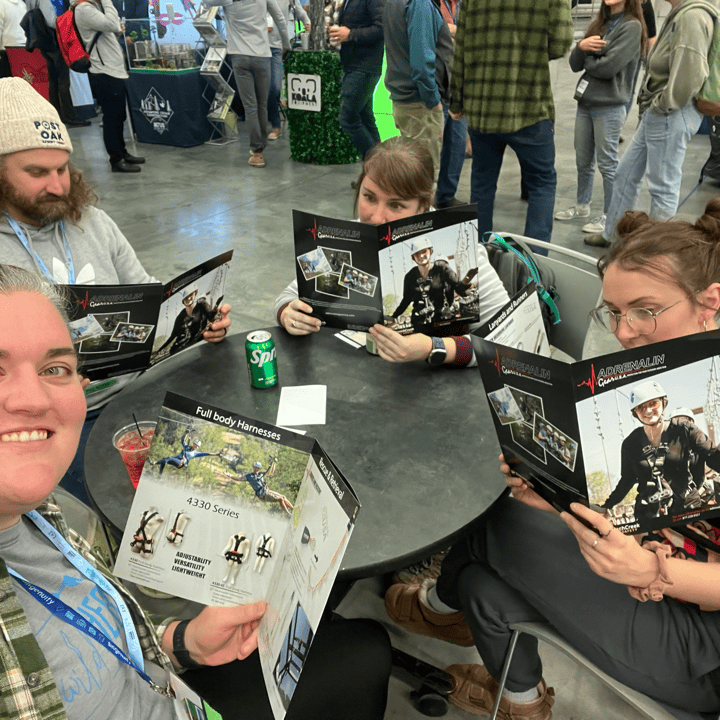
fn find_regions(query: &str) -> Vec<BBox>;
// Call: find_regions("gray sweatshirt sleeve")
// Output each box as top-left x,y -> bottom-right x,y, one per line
294,0 -> 310,25
73,0 -> 121,34
654,7 -> 713,112
268,0 -> 291,49
569,42 -> 586,73
274,279 -> 299,324
91,209 -> 155,284
582,20 -> 641,79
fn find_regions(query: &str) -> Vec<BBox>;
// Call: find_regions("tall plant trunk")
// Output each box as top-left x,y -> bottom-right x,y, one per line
307,0 -> 325,50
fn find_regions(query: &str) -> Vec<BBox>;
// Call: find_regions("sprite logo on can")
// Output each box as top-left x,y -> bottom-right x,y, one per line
246,330 -> 279,388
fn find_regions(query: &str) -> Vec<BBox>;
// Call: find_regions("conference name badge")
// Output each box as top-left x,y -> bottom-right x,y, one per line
168,671 -> 223,720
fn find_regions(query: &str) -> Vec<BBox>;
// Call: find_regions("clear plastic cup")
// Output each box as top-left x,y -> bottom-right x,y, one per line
113,422 -> 156,489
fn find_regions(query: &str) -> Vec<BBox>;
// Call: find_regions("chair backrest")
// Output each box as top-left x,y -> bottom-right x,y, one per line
52,486 -> 117,568
509,622 -> 703,720
494,234 -> 602,361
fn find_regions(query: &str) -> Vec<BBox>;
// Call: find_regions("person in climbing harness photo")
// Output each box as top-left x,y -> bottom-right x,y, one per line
223,458 -> 294,514
388,238 -> 472,330
153,431 -> 222,476
153,289 -> 226,359
601,380 -> 720,520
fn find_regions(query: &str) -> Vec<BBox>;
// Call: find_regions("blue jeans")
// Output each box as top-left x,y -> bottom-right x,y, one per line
624,58 -> 642,117
574,103 -> 626,213
603,102 -> 704,241
469,119 -> 556,246
436,105 -> 468,203
338,69 -> 381,158
268,47 -> 283,130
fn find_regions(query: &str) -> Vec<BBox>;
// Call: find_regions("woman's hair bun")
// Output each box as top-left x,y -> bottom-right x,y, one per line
695,198 -> 720,241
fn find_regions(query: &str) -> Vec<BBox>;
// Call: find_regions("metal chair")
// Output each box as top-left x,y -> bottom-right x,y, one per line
53,486 -> 118,566
491,621 -> 703,720
490,234 -> 603,360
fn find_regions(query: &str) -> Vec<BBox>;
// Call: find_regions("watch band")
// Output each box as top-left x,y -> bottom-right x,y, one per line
172,619 -> 202,669
426,336 -> 447,366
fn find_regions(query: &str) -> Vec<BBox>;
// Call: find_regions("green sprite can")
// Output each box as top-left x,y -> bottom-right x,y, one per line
246,330 -> 279,388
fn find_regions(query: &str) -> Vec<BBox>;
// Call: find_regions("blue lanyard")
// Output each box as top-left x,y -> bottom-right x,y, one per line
604,15 -> 623,38
7,511 -> 161,691
4,213 -> 75,284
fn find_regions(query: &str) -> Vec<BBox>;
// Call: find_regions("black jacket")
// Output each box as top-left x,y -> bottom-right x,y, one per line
338,0 -> 384,73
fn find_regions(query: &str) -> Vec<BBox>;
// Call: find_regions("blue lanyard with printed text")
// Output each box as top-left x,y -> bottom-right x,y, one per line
7,568 -> 158,688
10,511 -> 151,683
4,213 -> 75,284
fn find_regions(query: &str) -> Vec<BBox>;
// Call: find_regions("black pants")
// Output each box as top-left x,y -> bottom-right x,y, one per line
88,72 -> 128,165
42,48 -> 79,123
0,51 -> 12,79
183,617 -> 391,720
436,492 -> 720,715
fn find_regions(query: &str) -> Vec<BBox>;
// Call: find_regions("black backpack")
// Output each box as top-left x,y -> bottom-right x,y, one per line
482,232 -> 561,340
21,7 -> 59,54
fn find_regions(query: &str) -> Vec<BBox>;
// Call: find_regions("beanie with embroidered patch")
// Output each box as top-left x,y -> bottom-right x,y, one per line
0,77 -> 73,156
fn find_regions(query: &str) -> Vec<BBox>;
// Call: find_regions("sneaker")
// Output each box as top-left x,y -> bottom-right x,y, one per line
554,204 -> 590,221
582,214 -> 606,233
268,127 -> 281,141
248,151 -> 266,167
445,664 -> 555,719
393,549 -> 448,584
384,579 -> 474,646
584,233 -> 611,248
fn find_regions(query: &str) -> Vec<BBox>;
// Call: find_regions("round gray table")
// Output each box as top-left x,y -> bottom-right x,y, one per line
84,328 -> 502,581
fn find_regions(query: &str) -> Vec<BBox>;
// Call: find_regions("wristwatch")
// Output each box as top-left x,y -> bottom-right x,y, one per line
426,336 -> 446,366
172,619 -> 202,669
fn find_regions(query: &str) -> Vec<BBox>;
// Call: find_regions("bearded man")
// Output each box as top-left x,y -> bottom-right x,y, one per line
0,77 -> 231,500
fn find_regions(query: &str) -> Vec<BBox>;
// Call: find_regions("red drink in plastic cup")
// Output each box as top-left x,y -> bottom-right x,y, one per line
113,422 -> 156,489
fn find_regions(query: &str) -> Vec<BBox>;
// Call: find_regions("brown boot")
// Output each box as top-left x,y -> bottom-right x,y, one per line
445,664 -> 554,719
384,580 -> 474,646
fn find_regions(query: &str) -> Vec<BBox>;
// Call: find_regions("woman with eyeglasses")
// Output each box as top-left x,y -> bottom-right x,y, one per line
383,199 -> 720,718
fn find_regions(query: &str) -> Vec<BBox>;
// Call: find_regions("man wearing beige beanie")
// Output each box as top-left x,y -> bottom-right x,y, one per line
0,76 -> 231,500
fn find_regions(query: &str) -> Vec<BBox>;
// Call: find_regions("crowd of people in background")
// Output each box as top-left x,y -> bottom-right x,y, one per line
0,0 -> 718,247
3,0 -> 710,248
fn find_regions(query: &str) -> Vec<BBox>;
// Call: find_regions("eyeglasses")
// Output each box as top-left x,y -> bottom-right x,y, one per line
589,297 -> 689,334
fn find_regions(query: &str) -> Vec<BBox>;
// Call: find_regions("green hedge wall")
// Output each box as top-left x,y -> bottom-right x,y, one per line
285,51 -> 360,166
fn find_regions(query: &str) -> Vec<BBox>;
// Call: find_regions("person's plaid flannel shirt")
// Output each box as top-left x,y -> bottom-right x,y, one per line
0,495 -> 175,719
449,0 -> 574,133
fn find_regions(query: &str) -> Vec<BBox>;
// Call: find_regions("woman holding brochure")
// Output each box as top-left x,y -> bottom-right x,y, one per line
0,264 -> 391,720
385,200 -> 720,718
273,136 -> 510,367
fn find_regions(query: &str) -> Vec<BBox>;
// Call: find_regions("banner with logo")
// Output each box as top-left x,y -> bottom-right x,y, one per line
127,69 -> 213,147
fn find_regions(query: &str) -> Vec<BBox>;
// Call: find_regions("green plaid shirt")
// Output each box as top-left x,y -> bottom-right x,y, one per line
0,497 -> 174,720
450,0 -> 574,133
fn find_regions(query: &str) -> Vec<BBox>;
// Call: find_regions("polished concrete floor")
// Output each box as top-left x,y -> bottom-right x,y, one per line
64,6 -> 718,714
